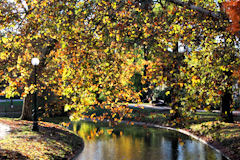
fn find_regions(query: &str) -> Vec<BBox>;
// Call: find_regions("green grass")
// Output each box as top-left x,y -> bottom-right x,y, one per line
82,105 -> 169,124
194,111 -> 219,116
187,111 -> 240,124
127,106 -> 169,123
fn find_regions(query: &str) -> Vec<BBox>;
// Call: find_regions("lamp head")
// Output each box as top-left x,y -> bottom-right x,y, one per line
31,58 -> 40,66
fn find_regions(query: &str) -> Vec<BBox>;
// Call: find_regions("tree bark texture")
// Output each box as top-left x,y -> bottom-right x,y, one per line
20,94 -> 33,120
221,90 -> 233,123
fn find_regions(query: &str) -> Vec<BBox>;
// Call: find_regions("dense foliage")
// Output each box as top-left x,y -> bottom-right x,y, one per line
0,0 -> 239,123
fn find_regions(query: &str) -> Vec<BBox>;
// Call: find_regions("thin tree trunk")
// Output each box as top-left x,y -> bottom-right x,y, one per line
221,90 -> 233,123
220,69 -> 234,123
170,101 -> 181,120
20,94 -> 33,120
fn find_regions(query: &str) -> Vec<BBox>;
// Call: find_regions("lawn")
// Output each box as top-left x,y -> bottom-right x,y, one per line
188,121 -> 240,160
0,118 -> 83,160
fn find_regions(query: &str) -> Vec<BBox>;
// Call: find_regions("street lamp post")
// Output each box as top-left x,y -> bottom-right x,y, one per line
31,58 -> 40,132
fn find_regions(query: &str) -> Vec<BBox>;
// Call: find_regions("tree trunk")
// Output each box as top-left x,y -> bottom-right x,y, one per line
171,138 -> 179,160
221,90 -> 233,123
221,69 -> 234,123
20,94 -> 33,120
170,99 -> 181,121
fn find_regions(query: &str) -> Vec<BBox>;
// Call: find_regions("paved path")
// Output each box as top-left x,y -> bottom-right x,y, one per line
128,104 -> 240,116
0,123 -> 10,139
128,104 -> 170,111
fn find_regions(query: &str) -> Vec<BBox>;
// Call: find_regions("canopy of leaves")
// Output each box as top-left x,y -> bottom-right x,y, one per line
0,0 -> 239,122
223,0 -> 240,34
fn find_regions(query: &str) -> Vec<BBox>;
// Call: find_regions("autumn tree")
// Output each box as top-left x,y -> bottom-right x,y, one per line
0,0 -> 140,121
1,0 -> 239,123
223,0 -> 240,34
0,0 -> 89,120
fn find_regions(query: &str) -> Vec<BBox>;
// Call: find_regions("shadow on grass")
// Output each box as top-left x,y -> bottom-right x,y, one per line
38,125 -> 84,159
45,153 -> 67,160
215,136 -> 240,160
0,148 -> 28,159
9,123 -> 84,159
2,121 -> 85,159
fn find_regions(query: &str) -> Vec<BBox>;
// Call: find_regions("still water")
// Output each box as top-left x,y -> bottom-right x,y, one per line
70,121 -> 227,160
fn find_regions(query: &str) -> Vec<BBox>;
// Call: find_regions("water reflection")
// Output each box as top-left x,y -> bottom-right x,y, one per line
71,121 -> 227,160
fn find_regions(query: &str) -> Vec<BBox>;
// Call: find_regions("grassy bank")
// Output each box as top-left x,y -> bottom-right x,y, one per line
135,109 -> 240,160
0,118 -> 83,160
161,111 -> 240,160
187,121 -> 240,160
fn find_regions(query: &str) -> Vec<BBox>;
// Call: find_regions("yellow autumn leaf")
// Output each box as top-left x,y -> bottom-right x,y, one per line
170,110 -> 175,114
165,91 -> 170,96
107,129 -> 113,135
2,37 -> 8,43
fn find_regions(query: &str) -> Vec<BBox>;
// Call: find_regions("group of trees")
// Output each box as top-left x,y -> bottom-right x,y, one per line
0,0 -> 239,123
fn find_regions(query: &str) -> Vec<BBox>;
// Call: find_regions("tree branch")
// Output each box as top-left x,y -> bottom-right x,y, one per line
165,0 -> 225,20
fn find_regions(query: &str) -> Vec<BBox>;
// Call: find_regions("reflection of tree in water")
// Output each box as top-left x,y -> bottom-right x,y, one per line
143,131 -> 152,146
71,121 -> 226,160
171,138 -> 179,160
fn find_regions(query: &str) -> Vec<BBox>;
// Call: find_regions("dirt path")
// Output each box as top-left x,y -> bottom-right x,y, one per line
0,123 -> 10,139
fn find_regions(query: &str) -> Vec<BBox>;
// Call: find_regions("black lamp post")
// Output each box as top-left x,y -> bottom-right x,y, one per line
31,57 -> 40,132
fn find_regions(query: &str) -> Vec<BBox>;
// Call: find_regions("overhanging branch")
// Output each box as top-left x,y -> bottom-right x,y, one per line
164,0 -> 225,20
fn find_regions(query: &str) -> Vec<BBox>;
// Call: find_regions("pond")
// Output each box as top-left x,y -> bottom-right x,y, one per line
70,121 -> 227,160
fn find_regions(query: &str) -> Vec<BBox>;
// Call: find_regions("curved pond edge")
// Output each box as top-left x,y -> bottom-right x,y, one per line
121,121 -> 231,160
73,118 -> 231,160
136,122 -> 231,160
71,146 -> 85,160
